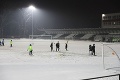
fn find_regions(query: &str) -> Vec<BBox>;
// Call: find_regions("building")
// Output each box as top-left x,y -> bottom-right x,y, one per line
102,13 -> 120,28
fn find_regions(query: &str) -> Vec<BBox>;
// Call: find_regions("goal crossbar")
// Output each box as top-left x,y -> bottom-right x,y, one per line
29,35 -> 52,39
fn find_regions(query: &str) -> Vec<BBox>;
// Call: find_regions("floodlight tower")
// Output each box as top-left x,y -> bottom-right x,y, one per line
28,5 -> 36,39
102,14 -> 105,28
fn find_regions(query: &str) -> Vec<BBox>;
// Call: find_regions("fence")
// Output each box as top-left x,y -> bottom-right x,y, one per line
82,74 -> 120,80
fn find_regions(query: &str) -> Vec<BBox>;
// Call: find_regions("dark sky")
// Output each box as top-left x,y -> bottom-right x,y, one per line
0,0 -> 120,29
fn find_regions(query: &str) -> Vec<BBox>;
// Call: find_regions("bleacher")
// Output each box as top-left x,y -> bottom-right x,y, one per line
80,34 -> 94,40
38,28 -> 120,42
94,34 -> 120,42
74,34 -> 85,40
53,34 -> 63,39
65,34 -> 76,40
94,35 -> 103,42
58,34 -> 69,39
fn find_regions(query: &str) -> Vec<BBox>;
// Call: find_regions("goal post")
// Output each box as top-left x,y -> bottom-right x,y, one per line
102,43 -> 120,70
29,35 -> 52,40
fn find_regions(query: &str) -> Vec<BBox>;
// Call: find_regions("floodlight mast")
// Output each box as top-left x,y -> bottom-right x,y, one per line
28,5 -> 35,39
101,14 -> 105,28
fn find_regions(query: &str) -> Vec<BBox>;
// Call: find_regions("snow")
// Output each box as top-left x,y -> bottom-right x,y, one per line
0,39 -> 120,80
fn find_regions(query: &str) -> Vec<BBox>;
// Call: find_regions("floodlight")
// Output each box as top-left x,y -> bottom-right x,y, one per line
29,5 -> 35,10
102,14 -> 105,17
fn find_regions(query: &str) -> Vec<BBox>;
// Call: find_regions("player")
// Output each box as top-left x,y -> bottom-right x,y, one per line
0,40 -> 1,46
10,40 -> 12,47
65,43 -> 68,51
50,42 -> 53,52
89,45 -> 92,55
56,41 -> 60,52
92,44 -> 96,56
27,44 -> 33,55
2,39 -> 4,46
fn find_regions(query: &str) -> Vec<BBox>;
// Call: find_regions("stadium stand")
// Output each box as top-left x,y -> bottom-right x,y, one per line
74,34 -> 84,40
65,34 -> 76,40
80,34 -> 94,40
58,34 -> 69,39
53,34 -> 63,39
38,28 -> 120,42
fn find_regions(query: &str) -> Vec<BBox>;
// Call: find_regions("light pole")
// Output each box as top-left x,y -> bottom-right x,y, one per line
29,5 -> 35,39
102,14 -> 105,28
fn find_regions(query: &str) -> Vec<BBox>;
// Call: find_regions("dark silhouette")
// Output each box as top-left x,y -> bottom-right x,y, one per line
65,43 -> 68,51
0,40 -> 1,46
50,42 -> 53,52
2,39 -> 4,46
92,44 -> 96,56
56,41 -> 60,52
89,45 -> 92,55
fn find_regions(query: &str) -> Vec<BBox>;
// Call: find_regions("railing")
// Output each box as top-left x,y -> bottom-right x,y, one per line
82,74 -> 120,80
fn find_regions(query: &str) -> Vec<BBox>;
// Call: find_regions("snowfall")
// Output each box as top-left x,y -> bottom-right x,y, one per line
0,39 -> 120,80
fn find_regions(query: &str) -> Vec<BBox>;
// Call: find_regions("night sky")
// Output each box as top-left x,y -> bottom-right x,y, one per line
0,0 -> 120,29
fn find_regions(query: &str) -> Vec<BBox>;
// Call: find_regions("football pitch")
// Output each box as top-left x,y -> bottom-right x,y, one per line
0,39 -> 119,80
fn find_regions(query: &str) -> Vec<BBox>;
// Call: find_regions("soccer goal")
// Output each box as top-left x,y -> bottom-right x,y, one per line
102,43 -> 120,70
29,35 -> 52,40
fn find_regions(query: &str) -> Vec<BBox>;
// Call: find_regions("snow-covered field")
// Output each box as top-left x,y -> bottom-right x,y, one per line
0,39 -> 120,80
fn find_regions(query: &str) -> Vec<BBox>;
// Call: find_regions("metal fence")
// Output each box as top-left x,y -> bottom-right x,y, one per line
82,74 -> 120,80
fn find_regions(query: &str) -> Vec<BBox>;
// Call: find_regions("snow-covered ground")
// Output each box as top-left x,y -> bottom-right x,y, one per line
0,39 -> 120,80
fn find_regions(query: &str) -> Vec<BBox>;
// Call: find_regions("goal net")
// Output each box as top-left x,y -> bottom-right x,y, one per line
102,43 -> 120,70
29,35 -> 52,40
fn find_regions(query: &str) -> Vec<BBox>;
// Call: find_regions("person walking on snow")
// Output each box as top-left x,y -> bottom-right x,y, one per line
27,44 -> 33,55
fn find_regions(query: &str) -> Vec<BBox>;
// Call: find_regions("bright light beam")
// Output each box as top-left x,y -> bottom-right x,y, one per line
28,5 -> 36,39
29,5 -> 36,10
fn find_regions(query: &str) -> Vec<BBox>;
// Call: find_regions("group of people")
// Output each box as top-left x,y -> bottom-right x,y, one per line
50,41 -> 68,52
27,41 -> 68,56
89,44 -> 96,56
0,39 -> 13,47
1,39 -> 96,56
28,41 -> 96,56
